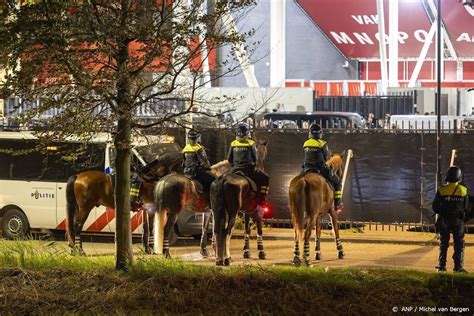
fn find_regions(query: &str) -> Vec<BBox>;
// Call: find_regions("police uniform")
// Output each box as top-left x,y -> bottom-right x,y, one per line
302,134 -> 342,206
432,167 -> 468,272
227,138 -> 270,199
182,142 -> 215,192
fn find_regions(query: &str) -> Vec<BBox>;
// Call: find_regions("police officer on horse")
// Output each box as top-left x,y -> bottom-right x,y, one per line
432,166 -> 469,273
302,123 -> 343,211
182,129 -> 215,194
227,123 -> 270,206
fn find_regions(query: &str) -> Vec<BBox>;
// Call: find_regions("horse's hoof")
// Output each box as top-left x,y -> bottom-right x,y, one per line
200,248 -> 209,258
292,256 -> 301,266
304,258 -> 311,266
338,251 -> 345,259
215,259 -> 224,266
71,247 -> 85,256
315,253 -> 322,261
258,251 -> 266,260
224,258 -> 231,266
243,251 -> 250,259
163,251 -> 171,259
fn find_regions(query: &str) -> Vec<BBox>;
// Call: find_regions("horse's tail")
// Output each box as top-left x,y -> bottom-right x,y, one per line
154,179 -> 167,255
66,175 -> 78,246
210,176 -> 226,262
290,177 -> 307,252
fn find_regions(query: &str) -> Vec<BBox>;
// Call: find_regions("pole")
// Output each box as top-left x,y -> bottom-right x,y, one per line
340,149 -> 354,196
450,149 -> 457,167
436,0 -> 442,190
435,0 -> 442,232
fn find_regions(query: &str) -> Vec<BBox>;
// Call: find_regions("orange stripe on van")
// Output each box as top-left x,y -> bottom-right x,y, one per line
130,210 -> 144,232
86,208 -> 116,232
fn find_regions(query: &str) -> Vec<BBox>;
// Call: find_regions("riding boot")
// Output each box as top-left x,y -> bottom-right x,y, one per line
334,191 -> 343,212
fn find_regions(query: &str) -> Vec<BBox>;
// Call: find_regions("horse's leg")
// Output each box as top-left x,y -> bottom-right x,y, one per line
329,209 -> 345,259
292,228 -> 301,266
72,209 -> 89,256
303,223 -> 312,266
142,210 -> 152,254
243,213 -> 251,259
255,210 -> 266,260
315,215 -> 322,260
213,206 -> 226,266
224,210 -> 237,266
200,211 -> 211,257
163,212 -> 178,258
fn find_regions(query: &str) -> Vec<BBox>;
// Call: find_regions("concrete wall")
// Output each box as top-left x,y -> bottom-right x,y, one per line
220,0 -> 358,87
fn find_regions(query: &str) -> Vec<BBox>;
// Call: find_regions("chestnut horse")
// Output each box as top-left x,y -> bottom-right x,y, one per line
289,153 -> 345,266
65,152 -> 183,254
210,140 -> 268,266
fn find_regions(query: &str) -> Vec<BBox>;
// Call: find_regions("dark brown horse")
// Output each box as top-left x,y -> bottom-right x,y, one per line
210,140 -> 268,266
289,153 -> 345,266
151,160 -> 233,257
65,152 -> 183,254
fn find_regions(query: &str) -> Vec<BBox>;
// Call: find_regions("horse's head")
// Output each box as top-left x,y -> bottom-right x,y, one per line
255,139 -> 268,171
326,153 -> 344,179
142,152 -> 183,180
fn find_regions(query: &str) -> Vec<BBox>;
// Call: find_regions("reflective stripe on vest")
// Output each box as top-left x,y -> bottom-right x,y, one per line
303,138 -> 326,148
231,139 -> 255,147
439,183 -> 468,197
182,143 -> 203,153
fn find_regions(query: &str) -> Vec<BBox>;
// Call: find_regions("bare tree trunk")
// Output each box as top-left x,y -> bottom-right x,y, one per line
207,0 -> 222,86
114,116 -> 134,271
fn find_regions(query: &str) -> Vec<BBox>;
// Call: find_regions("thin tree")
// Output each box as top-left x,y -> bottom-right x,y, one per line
0,0 -> 257,270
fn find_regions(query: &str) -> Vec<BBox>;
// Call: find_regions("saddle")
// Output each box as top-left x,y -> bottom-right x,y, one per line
232,170 -> 258,193
302,170 -> 335,191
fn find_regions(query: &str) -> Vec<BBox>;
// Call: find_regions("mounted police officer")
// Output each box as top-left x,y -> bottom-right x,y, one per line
432,166 -> 469,273
227,123 -> 270,205
182,129 -> 215,194
302,123 -> 343,211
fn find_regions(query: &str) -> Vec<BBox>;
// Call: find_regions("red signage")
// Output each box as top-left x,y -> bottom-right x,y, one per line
297,0 -> 474,59
442,0 -> 474,58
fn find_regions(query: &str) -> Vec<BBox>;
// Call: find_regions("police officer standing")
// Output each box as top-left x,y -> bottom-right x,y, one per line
227,124 -> 270,205
432,166 -> 469,273
182,129 -> 215,194
302,123 -> 343,211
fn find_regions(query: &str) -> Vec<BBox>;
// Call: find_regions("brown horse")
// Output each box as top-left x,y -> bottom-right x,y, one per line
151,160 -> 234,258
289,153 -> 345,266
65,152 -> 183,254
210,140 -> 268,266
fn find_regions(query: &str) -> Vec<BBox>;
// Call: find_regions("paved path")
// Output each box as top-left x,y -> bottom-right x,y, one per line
78,228 -> 474,272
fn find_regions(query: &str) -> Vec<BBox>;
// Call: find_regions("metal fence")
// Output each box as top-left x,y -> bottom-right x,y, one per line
314,95 -> 415,119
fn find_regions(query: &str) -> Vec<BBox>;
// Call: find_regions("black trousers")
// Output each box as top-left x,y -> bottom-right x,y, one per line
130,173 -> 142,204
232,165 -> 270,194
194,169 -> 216,193
303,165 -> 342,192
436,216 -> 465,269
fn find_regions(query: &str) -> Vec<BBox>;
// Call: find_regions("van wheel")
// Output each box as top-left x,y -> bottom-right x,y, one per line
2,208 -> 30,240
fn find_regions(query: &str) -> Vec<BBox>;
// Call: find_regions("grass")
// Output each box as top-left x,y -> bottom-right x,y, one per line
0,240 -> 473,315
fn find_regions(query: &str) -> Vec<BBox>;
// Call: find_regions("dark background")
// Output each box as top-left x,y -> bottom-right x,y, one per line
166,128 -> 474,224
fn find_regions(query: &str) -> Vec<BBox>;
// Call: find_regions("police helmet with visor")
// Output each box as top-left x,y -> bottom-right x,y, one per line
445,165 -> 462,183
309,123 -> 323,139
